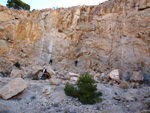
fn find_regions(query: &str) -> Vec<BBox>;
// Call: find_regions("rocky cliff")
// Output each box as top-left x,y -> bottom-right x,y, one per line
0,0 -> 150,83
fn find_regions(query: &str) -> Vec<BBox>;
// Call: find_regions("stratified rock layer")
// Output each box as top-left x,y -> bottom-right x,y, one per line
0,0 -> 150,83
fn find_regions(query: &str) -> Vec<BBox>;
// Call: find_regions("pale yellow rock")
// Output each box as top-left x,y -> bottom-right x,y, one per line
108,69 -> 120,83
0,78 -> 28,100
68,72 -> 79,77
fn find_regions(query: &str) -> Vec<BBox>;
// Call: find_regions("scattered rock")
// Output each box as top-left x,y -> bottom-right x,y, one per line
50,78 -> 62,85
104,105 -> 124,113
10,69 -> 24,78
141,110 -> 150,113
119,81 -> 129,89
0,78 -> 28,99
125,97 -> 134,102
68,72 -> 79,77
131,71 -> 144,83
113,96 -> 121,101
130,82 -> 139,89
108,69 -> 120,83
101,73 -> 109,83
145,98 -> 150,107
70,77 -> 78,82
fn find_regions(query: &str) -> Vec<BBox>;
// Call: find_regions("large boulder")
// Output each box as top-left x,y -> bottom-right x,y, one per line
70,77 -> 78,82
0,78 -> 28,100
36,66 -> 56,75
68,72 -> 79,82
131,71 -> 144,83
10,69 -> 24,78
25,65 -> 55,78
108,69 -> 120,83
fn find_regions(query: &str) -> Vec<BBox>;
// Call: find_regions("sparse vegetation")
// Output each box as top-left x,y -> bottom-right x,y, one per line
134,97 -> 138,101
64,83 -> 78,98
64,72 -> 102,104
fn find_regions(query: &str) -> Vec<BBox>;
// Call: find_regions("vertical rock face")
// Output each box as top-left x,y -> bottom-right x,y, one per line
0,0 -> 150,81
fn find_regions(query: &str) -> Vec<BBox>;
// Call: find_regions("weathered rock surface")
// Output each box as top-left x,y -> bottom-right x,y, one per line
0,78 -> 27,99
119,81 -> 129,89
0,0 -> 150,83
131,70 -> 144,82
70,77 -> 78,82
10,69 -> 24,78
68,72 -> 79,77
108,69 -> 120,83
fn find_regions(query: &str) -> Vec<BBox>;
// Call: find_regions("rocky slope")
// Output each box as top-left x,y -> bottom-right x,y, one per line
0,0 -> 150,84
0,77 -> 150,113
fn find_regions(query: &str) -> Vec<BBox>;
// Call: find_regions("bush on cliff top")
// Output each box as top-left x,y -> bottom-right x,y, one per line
6,0 -> 30,10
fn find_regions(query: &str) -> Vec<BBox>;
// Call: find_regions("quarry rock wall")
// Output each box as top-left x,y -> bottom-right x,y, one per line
0,0 -> 150,81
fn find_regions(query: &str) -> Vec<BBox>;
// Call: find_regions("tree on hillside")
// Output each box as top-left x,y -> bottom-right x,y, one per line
6,0 -> 30,10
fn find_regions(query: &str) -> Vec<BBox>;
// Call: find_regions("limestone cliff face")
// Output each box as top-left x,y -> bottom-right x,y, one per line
0,0 -> 150,81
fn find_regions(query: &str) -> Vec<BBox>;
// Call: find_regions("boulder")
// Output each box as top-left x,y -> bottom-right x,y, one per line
50,78 -> 62,86
68,72 -> 79,77
131,71 -> 144,83
0,78 -> 28,100
10,69 -> 24,78
31,65 -> 56,76
119,81 -> 129,89
108,69 -> 120,83
70,77 -> 78,82
139,0 -> 147,10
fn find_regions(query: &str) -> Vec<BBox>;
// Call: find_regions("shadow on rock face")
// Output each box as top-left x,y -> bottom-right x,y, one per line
0,72 -> 10,77
143,72 -> 150,86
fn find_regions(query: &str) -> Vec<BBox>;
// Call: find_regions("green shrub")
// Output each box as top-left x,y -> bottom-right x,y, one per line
64,72 -> 102,104
134,97 -> 138,101
64,83 -> 78,98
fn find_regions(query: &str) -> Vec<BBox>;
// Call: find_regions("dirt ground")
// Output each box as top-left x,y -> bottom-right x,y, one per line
0,77 -> 150,113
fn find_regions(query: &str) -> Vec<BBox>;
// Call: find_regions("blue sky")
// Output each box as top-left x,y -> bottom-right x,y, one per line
0,0 -> 107,10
